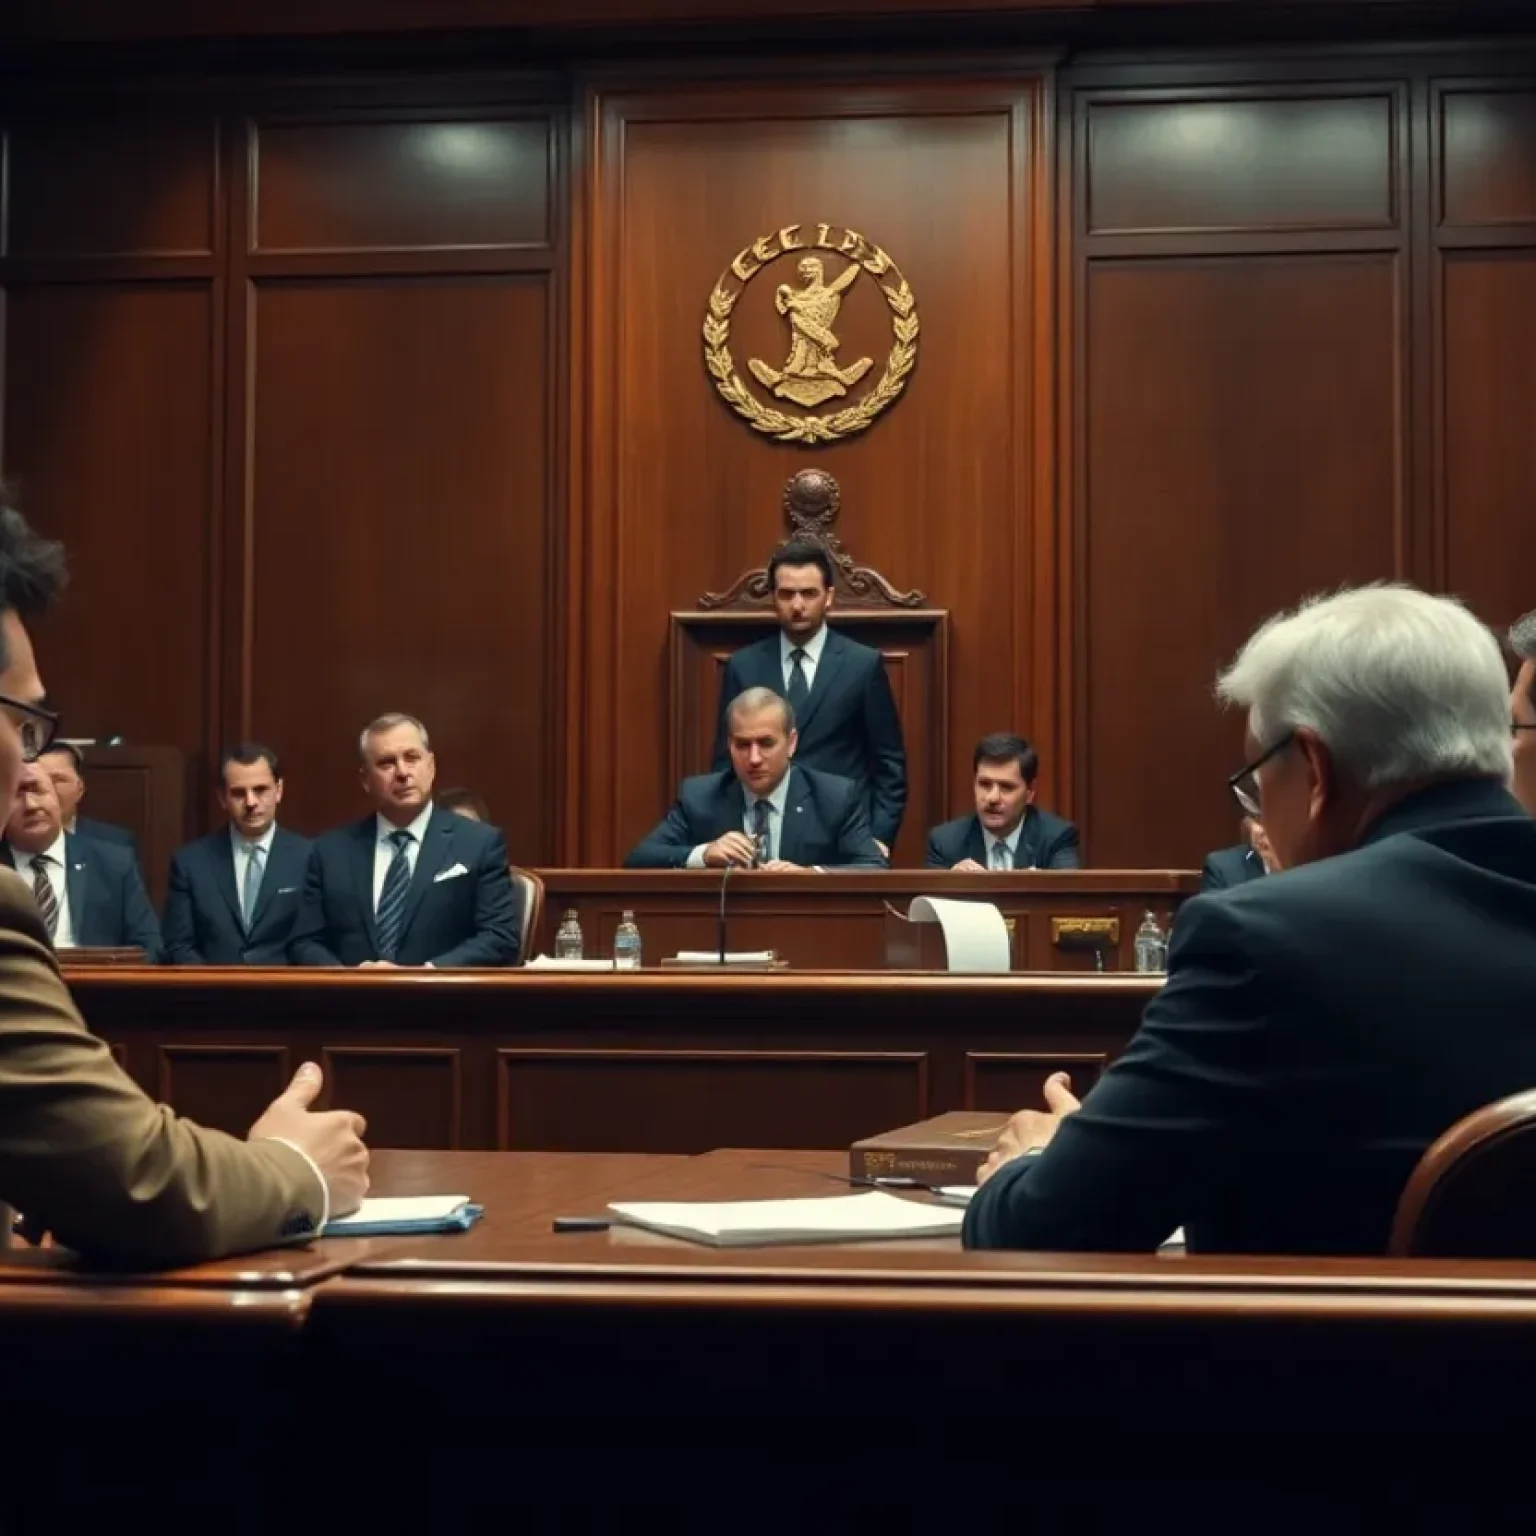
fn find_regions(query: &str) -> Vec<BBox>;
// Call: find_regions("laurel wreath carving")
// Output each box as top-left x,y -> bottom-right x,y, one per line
702,240 -> 919,445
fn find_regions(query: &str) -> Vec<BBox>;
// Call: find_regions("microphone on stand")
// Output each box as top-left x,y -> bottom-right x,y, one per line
717,858 -> 736,964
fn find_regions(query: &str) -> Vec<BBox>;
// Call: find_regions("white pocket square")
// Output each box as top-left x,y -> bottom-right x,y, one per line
277,885 -> 299,896
433,863 -> 469,884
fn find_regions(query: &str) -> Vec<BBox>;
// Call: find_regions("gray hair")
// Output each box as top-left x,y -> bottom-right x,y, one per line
725,687 -> 796,735
358,712 -> 431,762
1216,584 -> 1512,791
1511,609 -> 1536,664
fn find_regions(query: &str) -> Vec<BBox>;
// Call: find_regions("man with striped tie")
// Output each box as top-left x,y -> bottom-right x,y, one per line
289,713 -> 520,968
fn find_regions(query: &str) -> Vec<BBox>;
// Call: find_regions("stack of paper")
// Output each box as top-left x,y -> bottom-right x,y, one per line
672,951 -> 776,965
322,1195 -> 483,1236
524,956 -> 627,972
607,1190 -> 965,1247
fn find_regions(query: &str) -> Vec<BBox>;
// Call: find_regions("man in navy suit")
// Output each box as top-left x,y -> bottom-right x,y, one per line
1199,815 -> 1277,891
289,713 -> 519,968
1,772 -> 161,956
629,687 -> 885,870
965,585 -> 1536,1256
710,540 -> 906,854
163,743 -> 312,965
926,733 -> 1080,870
37,742 -> 137,852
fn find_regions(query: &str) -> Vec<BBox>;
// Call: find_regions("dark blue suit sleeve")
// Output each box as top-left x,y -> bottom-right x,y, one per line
120,860 -> 164,962
925,828 -> 950,868
1200,854 -> 1231,891
831,787 -> 887,869
625,800 -> 700,869
1040,822 -> 1082,871
862,658 -> 906,846
288,845 -> 342,966
161,854 -> 205,965
427,829 -> 518,968
963,896 -> 1288,1252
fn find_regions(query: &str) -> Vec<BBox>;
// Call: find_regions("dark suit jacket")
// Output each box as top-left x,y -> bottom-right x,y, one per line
73,815 -> 135,850
0,834 -> 162,958
964,779 -> 1536,1257
162,826 -> 313,965
711,628 -> 907,845
625,765 -> 887,870
288,807 -> 519,968
1200,843 -> 1266,891
925,809 -> 1081,871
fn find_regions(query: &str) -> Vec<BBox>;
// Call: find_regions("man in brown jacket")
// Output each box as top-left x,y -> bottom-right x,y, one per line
0,494 -> 369,1265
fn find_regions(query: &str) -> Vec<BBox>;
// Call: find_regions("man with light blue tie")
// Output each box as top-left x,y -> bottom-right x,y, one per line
163,744 -> 312,965
289,713 -> 519,967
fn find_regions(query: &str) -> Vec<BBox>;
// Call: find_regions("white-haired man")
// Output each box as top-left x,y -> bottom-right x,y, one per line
1511,608 -> 1536,815
965,585 -> 1536,1256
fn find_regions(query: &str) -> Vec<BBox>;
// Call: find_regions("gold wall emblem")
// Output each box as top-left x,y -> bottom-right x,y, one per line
703,223 -> 919,445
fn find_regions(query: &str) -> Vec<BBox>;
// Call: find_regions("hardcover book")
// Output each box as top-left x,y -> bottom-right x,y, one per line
850,1111 -> 1008,1184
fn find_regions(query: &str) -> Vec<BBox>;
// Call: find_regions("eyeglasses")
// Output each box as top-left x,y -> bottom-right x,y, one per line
0,694 -> 61,763
1228,730 -> 1296,818
1516,723 -> 1536,736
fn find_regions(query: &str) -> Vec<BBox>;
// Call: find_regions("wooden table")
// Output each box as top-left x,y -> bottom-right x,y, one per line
535,868 -> 1197,970
72,968 -> 1158,1153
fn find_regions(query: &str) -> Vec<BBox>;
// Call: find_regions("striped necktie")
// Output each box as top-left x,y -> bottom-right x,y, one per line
30,853 -> 59,940
374,830 -> 414,961
750,799 -> 771,866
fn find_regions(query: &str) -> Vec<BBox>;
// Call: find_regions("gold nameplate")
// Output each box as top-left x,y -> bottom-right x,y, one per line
1051,917 -> 1120,949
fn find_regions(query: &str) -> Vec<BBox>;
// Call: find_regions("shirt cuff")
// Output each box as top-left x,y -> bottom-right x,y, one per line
685,845 -> 708,869
262,1136 -> 330,1234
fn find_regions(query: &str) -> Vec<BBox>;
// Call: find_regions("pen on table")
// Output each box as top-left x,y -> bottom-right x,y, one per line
551,1215 -> 612,1233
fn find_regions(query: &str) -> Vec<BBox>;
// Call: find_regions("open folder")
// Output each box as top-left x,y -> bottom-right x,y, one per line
608,1190 -> 966,1247
322,1195 -> 484,1236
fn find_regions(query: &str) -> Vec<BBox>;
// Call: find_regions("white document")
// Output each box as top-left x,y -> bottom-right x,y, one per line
937,1185 -> 1187,1250
608,1190 -> 966,1247
906,896 -> 1011,972
524,955 -> 627,972
672,951 -> 776,965
326,1195 -> 471,1229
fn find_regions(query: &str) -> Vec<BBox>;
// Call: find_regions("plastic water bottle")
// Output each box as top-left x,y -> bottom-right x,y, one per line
613,910 -> 642,971
555,909 -> 584,960
1133,910 -> 1168,974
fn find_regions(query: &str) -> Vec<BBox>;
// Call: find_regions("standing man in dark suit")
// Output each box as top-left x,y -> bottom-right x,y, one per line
1199,815 -> 1277,890
926,733 -> 1080,871
162,744 -> 312,965
289,713 -> 519,968
1,772 -> 161,957
1512,607 -> 1536,814
630,687 -> 885,870
711,540 -> 906,855
965,585 -> 1536,1257
37,742 -> 137,852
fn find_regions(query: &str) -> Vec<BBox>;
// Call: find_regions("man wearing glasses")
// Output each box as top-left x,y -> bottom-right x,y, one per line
965,584 -> 1536,1256
0,495 -> 369,1264
1511,608 -> 1536,814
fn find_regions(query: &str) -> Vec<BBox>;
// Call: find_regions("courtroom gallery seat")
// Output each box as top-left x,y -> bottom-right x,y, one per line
1389,1088 -> 1536,1258
510,865 -> 544,964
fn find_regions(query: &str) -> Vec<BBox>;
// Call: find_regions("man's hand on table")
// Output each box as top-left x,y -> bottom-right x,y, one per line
249,1062 -> 371,1217
975,1071 -> 1082,1187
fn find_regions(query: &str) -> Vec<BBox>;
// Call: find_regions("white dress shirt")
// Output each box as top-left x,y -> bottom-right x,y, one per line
687,769 -> 794,868
231,822 -> 277,927
781,622 -> 829,694
372,803 -> 435,909
983,819 -> 1025,871
14,832 -> 74,947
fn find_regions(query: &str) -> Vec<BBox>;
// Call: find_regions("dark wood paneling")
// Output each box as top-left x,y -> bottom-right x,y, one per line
1441,88 -> 1536,227
252,119 -> 552,253
1,282 -> 215,759
156,1044 -> 290,1136
245,275 -> 553,856
2,118 -> 216,259
1078,255 -> 1403,868
1087,94 -> 1397,234
498,1047 -> 928,1151
322,1046 -> 464,1148
580,81 -> 1049,865
1441,252 -> 1536,629
964,1050 -> 1105,1110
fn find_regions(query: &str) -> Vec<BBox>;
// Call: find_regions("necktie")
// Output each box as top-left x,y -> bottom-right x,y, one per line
785,647 -> 810,716
750,799 -> 770,866
990,839 -> 1011,871
375,830 -> 414,961
30,853 -> 59,940
241,843 -> 265,932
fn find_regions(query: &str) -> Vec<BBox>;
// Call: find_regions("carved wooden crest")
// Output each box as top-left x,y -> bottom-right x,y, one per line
698,469 -> 925,610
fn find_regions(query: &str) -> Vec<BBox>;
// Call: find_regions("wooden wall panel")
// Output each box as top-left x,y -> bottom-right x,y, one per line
1440,87 -> 1536,226
252,118 -> 552,253
580,81 -> 1048,866
245,274 -> 553,857
1,282 -> 215,755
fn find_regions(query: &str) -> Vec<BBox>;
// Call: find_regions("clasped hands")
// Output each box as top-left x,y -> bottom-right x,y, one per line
975,1071 -> 1082,1186
703,832 -> 803,872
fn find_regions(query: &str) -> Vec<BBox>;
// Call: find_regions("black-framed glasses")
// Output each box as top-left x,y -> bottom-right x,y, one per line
0,694 -> 60,763
1516,724 -> 1536,736
1228,730 -> 1296,818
